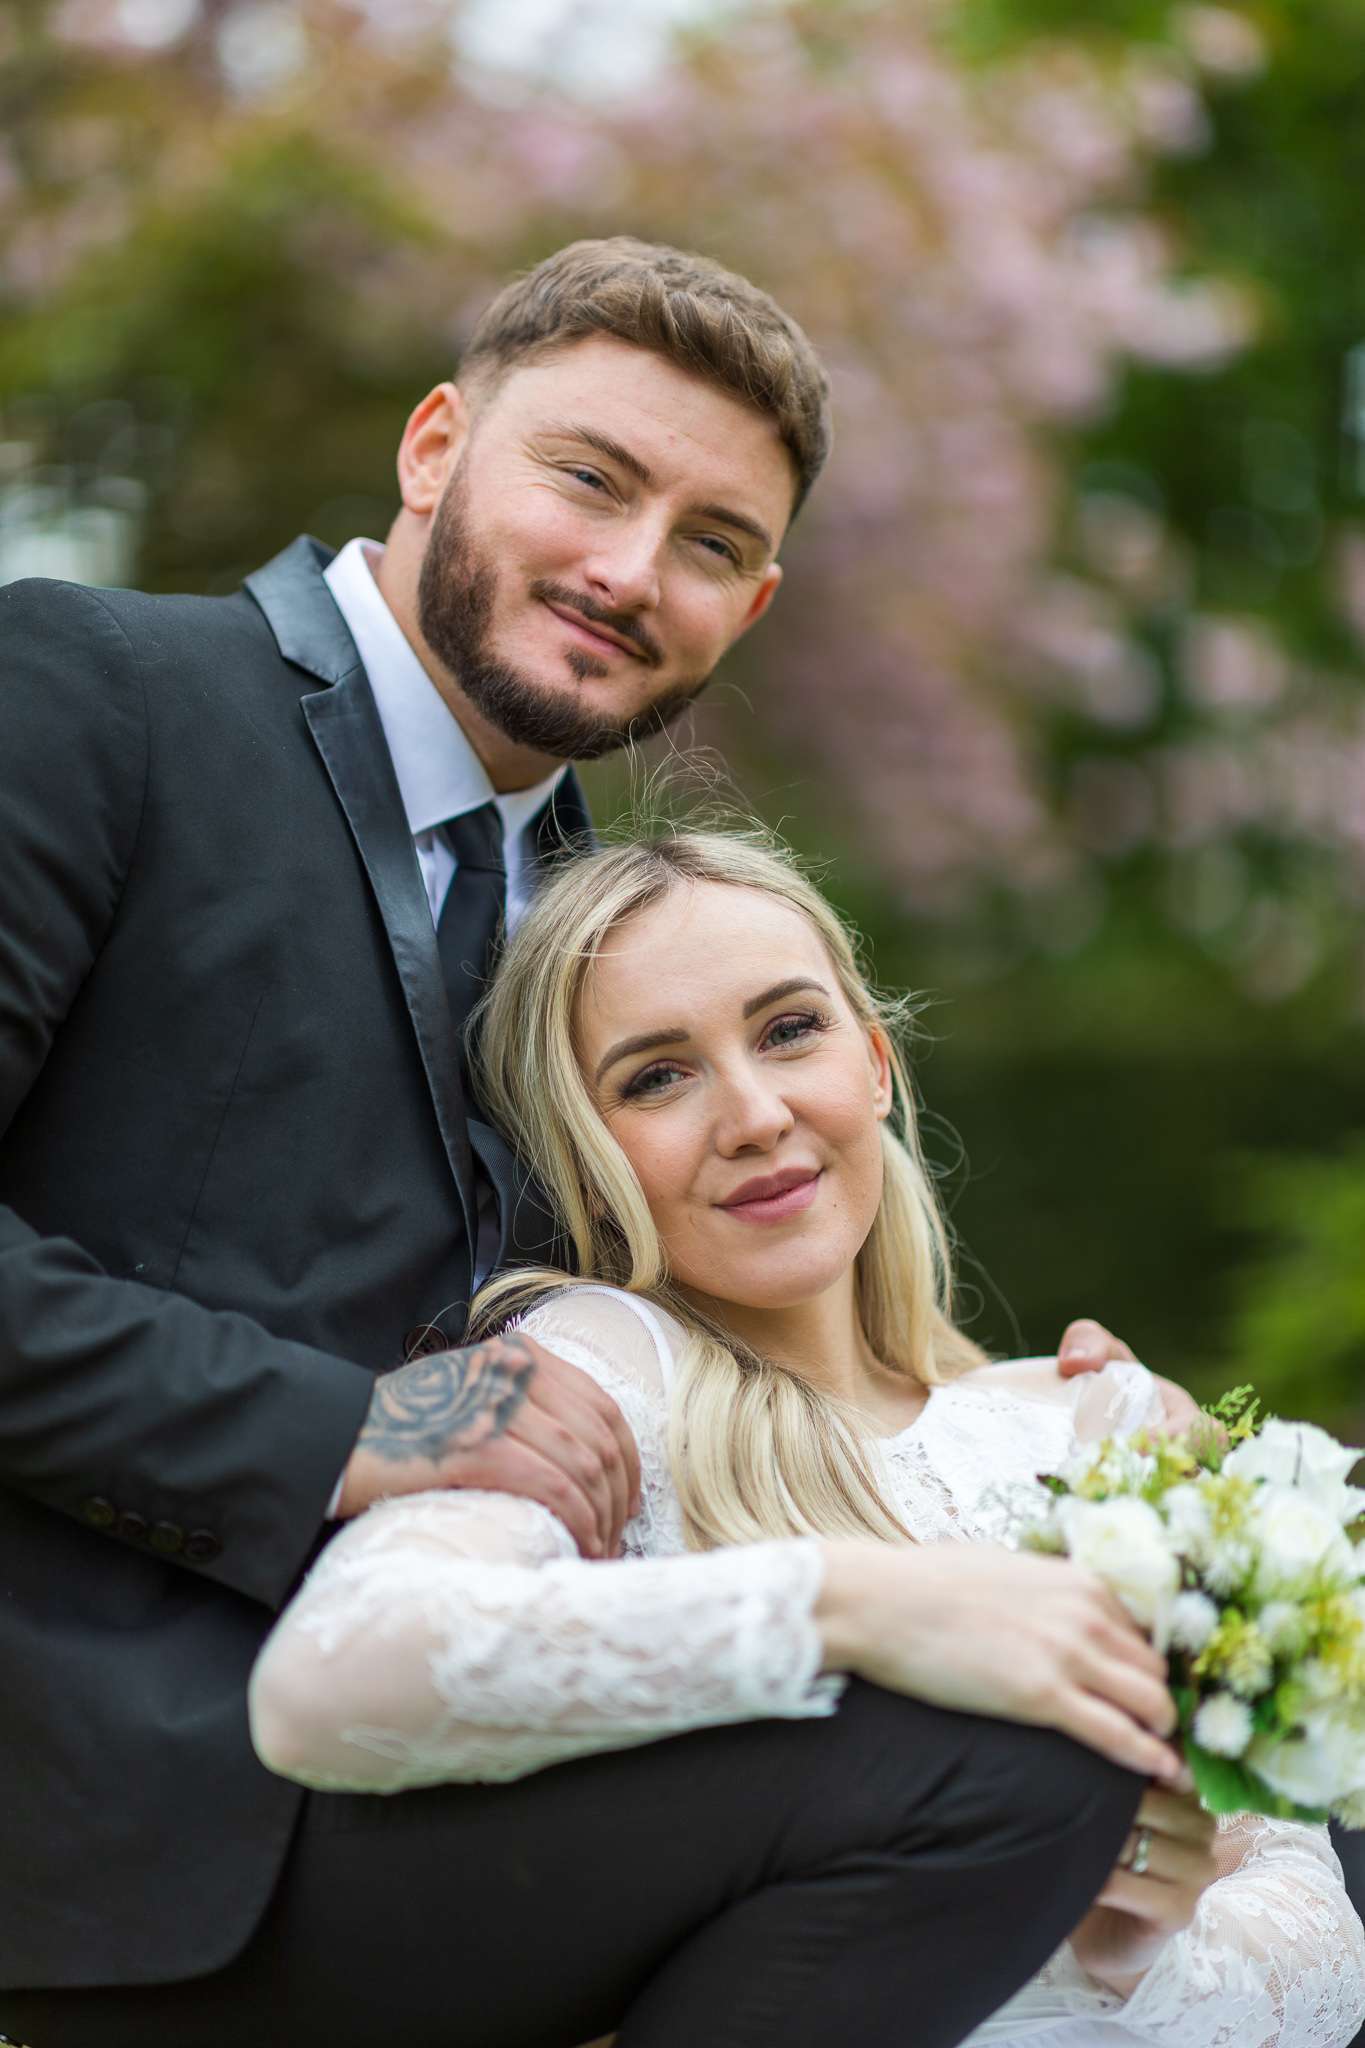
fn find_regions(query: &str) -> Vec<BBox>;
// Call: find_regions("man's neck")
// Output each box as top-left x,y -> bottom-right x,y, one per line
372,538 -> 565,795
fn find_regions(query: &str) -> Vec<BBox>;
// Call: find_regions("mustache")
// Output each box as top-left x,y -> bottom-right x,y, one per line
529,580 -> 664,669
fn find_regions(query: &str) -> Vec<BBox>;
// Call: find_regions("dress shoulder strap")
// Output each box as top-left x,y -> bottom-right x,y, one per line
551,1284 -> 683,1399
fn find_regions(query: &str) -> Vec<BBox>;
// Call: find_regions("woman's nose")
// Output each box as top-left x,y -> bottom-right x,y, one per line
714,1068 -> 795,1154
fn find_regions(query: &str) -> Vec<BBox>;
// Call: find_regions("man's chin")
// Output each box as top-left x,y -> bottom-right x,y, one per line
458,654 -> 706,762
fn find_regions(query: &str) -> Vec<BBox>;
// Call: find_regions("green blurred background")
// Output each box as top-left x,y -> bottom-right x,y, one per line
4,0 -> 1363,1429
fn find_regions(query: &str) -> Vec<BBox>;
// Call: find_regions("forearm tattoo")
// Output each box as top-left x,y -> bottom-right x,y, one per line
359,1336 -> 535,1464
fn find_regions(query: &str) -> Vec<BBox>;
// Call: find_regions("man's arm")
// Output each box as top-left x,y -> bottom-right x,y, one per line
1056,1317 -> 1200,1432
0,580 -> 633,1607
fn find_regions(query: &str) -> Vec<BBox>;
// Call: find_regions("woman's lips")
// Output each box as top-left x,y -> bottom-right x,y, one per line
718,1170 -> 822,1224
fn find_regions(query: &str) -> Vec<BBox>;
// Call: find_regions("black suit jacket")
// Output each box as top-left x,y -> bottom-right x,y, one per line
0,537 -> 589,1988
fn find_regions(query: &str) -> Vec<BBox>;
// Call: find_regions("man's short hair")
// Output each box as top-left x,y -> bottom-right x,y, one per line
461,236 -> 831,520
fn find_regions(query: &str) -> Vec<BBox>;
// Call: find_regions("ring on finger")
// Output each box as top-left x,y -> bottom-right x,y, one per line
1120,1823 -> 1153,1876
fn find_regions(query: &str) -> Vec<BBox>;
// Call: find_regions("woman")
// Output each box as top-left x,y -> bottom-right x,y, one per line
251,829 -> 1365,2047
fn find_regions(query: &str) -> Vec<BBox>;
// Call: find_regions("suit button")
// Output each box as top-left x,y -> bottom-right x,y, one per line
81,1496 -> 116,1531
184,1528 -> 222,1565
116,1510 -> 148,1544
403,1323 -> 449,1360
149,1520 -> 185,1557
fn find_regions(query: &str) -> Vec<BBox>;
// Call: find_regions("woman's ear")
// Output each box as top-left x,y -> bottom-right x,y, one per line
867,1024 -> 894,1122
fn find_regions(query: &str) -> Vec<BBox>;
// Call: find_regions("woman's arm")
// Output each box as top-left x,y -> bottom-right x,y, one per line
248,1289 -> 1182,1792
249,1289 -> 843,1788
248,1487 -> 840,1788
1073,1813 -> 1365,2048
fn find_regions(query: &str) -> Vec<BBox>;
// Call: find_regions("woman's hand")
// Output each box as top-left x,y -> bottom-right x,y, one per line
816,1541 -> 1183,1781
1069,1785 -> 1221,1996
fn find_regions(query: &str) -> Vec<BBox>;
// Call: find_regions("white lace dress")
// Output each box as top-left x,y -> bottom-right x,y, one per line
249,1285 -> 1365,2048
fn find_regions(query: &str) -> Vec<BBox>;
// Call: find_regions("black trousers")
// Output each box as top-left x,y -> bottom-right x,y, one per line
5,1682 -> 1139,2048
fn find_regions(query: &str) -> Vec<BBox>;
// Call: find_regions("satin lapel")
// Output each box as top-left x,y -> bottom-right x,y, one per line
533,767 -> 597,872
246,539 -> 479,1268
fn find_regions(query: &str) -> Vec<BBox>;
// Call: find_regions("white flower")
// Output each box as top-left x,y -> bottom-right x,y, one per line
1252,1487 -> 1355,1598
1226,1420 -> 1365,1525
1164,1483 -> 1214,1568
980,1481 -> 1062,1552
1334,1786 -> 1365,1829
1298,1657 -> 1342,1706
1058,1496 -> 1180,1640
1061,1440 -> 1155,1497
1258,1600 -> 1309,1657
1248,1710 -> 1365,1809
1170,1590 -> 1220,1653
1204,1530 -> 1257,1597
1194,1692 -> 1254,1757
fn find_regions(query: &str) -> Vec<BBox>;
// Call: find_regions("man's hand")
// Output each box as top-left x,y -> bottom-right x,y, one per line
1056,1318 -> 1137,1377
1056,1318 -> 1201,1435
336,1334 -> 642,1557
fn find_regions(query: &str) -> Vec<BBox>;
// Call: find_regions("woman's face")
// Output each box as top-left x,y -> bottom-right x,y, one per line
577,880 -> 893,1314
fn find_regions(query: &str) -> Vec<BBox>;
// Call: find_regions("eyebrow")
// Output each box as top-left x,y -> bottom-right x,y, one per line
593,977 -> 831,1085
545,420 -> 776,559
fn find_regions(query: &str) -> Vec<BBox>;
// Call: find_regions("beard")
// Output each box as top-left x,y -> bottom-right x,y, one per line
416,471 -> 712,762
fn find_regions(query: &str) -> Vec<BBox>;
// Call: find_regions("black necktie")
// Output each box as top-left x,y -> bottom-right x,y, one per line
437,803 -> 507,1054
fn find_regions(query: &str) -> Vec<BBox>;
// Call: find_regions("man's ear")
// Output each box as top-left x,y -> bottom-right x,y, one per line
867,1023 -> 894,1122
396,382 -> 470,518
734,562 -> 783,641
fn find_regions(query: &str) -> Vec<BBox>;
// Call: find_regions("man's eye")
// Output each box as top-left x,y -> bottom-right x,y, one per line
568,466 -> 608,491
696,534 -> 740,565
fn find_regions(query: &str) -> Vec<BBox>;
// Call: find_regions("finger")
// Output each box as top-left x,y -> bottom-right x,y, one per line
528,1354 -> 643,1522
1135,1787 -> 1219,1845
1075,1650 -> 1178,1739
1096,1865 -> 1206,1924
543,1386 -> 633,1553
522,1376 -> 633,1553
1078,1575 -> 1170,1669
473,1437 -> 605,1558
1084,1608 -> 1170,1684
1156,1376 -> 1202,1435
1056,1318 -> 1136,1376
508,1403 -> 619,1556
1054,1689 -> 1185,1781
1115,1823 -> 1216,1887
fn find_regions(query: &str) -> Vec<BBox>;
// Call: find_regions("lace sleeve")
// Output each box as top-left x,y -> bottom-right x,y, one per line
972,1817 -> 1365,2047
1104,1815 -> 1365,2048
248,1288 -> 842,1792
971,1356 -> 1164,1443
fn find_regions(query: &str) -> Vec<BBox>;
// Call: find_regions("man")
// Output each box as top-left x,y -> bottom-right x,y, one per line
1,238 -> 1154,2044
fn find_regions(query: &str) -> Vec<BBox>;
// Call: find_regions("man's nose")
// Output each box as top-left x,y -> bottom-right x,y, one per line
581,518 -> 664,614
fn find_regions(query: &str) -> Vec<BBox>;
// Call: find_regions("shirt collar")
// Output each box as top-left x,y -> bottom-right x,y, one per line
322,536 -> 564,844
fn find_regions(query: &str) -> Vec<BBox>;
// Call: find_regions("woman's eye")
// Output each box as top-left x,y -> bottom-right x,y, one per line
764,1010 -> 827,1050
622,1061 -> 686,1100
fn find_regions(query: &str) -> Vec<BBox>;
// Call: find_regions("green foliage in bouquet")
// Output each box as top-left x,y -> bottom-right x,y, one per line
1012,1391 -> 1365,1825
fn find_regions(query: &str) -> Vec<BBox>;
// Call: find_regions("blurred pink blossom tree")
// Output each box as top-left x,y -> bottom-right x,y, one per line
4,0 -> 1361,996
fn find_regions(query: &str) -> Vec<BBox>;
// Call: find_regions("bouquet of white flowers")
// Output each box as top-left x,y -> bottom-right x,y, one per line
1004,1389 -> 1365,1823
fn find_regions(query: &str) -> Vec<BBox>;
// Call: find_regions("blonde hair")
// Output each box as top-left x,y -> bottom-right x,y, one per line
471,829 -> 986,1548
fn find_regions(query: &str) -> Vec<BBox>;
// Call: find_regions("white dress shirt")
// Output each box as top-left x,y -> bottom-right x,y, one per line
322,537 -> 565,935
320,539 -> 567,1513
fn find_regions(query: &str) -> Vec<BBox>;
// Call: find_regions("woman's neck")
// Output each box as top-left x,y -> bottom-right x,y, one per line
679,1276 -> 924,1435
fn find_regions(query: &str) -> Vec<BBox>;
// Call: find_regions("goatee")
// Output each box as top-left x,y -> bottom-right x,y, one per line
417,474 -> 710,761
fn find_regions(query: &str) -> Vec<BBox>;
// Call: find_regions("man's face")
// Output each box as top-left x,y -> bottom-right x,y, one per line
416,334 -> 793,762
